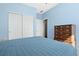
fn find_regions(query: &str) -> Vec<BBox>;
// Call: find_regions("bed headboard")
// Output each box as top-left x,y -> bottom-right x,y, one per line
54,24 -> 76,47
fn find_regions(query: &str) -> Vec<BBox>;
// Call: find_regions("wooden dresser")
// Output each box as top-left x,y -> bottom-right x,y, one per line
54,24 -> 76,46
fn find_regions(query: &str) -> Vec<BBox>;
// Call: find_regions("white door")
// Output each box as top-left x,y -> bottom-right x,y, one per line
23,15 -> 33,38
35,19 -> 45,37
9,13 -> 22,40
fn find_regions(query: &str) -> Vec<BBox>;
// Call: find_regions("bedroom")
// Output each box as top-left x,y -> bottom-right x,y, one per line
0,3 -> 78,56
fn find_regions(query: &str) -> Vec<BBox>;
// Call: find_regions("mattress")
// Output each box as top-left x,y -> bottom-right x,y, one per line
0,37 -> 77,56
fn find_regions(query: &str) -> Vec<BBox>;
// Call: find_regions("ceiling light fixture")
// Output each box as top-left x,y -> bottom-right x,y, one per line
40,3 -> 48,13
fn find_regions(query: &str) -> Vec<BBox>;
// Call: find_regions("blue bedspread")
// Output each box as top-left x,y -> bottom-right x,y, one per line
0,37 -> 77,56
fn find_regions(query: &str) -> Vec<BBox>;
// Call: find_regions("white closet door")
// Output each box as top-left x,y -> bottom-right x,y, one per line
23,15 -> 33,38
9,13 -> 22,40
35,19 -> 45,37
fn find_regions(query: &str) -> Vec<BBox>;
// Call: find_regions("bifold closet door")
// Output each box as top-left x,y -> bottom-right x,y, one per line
9,13 -> 22,40
35,19 -> 45,37
23,15 -> 33,38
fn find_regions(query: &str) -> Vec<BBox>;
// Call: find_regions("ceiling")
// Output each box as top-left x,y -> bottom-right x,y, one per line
23,3 -> 58,14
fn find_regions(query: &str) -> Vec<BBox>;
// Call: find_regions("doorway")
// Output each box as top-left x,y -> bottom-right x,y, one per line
44,19 -> 47,38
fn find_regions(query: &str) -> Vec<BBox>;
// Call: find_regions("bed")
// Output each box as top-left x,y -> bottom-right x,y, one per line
0,37 -> 77,56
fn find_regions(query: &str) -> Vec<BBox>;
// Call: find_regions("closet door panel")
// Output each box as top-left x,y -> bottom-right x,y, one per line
23,15 -> 33,38
35,19 -> 45,37
9,13 -> 22,40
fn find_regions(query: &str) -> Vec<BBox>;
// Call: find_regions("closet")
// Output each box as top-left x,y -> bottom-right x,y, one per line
8,12 -> 33,40
23,15 -> 33,38
9,13 -> 22,40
